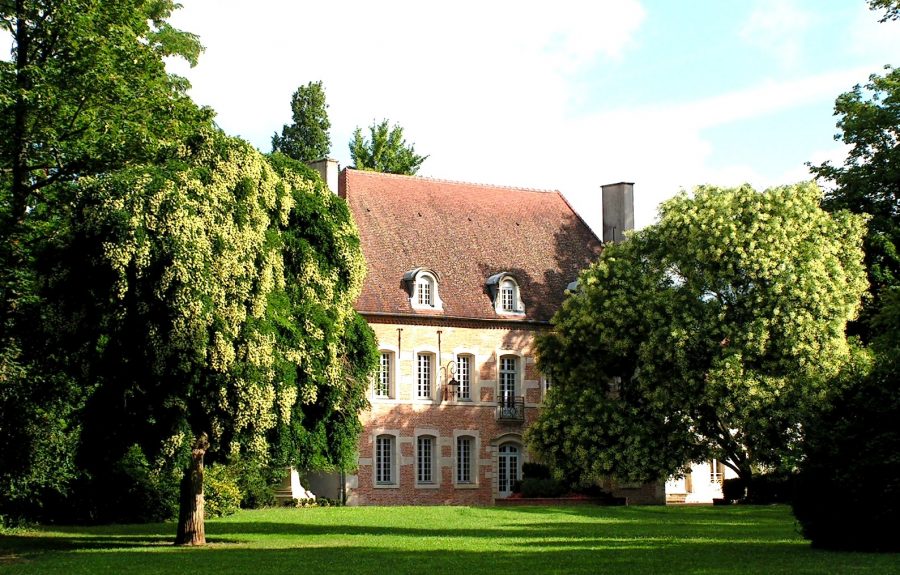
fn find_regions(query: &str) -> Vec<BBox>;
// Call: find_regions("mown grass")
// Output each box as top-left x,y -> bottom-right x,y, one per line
1,505 -> 897,574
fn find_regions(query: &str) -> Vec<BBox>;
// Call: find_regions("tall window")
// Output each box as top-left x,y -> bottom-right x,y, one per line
499,356 -> 517,404
500,280 -> 515,311
417,353 -> 433,399
375,435 -> 395,484
456,355 -> 472,400
417,435 -> 435,484
375,352 -> 392,398
498,443 -> 520,496
417,275 -> 433,306
709,459 -> 724,484
456,436 -> 473,483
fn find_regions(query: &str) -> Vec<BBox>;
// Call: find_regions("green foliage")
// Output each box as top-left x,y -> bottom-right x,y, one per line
229,456 -> 277,508
528,183 -> 868,488
522,462 -> 552,480
0,0 -> 208,225
349,119 -> 428,175
811,67 -> 900,338
265,154 -> 377,473
868,0 -> 900,21
520,478 -> 568,498
792,352 -> 900,552
271,80 -> 331,162
203,464 -> 241,518
0,0 -> 209,523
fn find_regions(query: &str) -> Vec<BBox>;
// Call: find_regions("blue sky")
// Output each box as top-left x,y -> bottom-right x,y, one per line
7,1 -> 897,235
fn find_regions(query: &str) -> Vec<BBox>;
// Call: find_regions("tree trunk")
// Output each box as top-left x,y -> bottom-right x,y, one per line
175,433 -> 209,546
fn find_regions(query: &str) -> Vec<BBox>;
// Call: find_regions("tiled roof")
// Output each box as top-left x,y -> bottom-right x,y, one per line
341,169 -> 602,323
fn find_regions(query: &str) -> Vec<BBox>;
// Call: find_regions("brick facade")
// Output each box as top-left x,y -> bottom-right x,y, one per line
348,321 -> 545,505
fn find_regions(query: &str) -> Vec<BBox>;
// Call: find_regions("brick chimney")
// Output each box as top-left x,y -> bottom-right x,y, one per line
601,182 -> 634,243
307,158 -> 340,195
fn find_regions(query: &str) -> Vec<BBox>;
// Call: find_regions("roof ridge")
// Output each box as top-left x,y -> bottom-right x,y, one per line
345,168 -> 558,194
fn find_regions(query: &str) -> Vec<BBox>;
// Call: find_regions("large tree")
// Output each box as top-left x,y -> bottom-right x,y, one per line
271,80 -> 331,162
0,0 -> 208,521
527,183 -> 867,491
349,119 -> 428,175
810,66 -> 900,338
64,134 -> 374,544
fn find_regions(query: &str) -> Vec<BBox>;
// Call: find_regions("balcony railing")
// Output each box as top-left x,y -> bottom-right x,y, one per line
497,397 -> 525,422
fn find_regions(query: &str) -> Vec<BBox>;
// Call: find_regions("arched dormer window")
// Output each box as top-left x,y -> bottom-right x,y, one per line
403,267 -> 443,311
486,272 -> 525,315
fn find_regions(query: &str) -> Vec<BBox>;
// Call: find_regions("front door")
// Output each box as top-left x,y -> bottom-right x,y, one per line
498,444 -> 520,497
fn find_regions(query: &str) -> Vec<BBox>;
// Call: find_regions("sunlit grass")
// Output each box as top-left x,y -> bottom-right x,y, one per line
2,505 -> 898,574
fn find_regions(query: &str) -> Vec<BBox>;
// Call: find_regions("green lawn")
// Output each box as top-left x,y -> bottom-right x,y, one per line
1,505 -> 897,574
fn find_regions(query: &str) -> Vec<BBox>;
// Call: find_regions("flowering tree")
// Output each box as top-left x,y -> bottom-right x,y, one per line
68,133 -> 373,545
527,183 -> 868,491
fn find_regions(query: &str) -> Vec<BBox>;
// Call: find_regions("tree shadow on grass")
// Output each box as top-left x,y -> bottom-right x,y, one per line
3,537 -> 898,575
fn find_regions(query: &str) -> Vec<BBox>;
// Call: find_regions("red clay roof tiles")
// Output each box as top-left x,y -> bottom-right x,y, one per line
341,169 -> 602,323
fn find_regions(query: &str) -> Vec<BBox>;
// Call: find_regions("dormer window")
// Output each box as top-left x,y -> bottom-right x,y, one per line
403,267 -> 443,311
500,280 -> 515,311
486,272 -> 525,315
417,275 -> 433,306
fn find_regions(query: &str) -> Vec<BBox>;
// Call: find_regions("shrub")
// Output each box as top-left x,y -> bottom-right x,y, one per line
721,478 -> 746,502
522,462 -> 552,480
792,358 -> 900,552
230,457 -> 277,508
520,478 -> 567,498
747,473 -> 794,504
204,464 -> 240,518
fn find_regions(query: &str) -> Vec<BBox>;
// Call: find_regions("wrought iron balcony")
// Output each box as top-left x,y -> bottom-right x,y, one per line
497,397 -> 525,422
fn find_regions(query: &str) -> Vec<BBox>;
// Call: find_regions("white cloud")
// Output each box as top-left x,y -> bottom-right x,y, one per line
165,2 -> 856,236
739,0 -> 814,69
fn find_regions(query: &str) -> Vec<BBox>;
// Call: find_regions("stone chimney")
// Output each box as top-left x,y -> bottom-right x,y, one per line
601,182 -> 634,243
307,158 -> 340,195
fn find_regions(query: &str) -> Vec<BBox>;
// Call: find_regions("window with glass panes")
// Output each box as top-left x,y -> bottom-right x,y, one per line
375,435 -> 394,484
417,276 -> 432,306
499,356 -> 517,404
375,352 -> 391,397
500,280 -> 515,311
417,436 -> 434,484
456,355 -> 472,400
417,353 -> 432,398
456,436 -> 472,483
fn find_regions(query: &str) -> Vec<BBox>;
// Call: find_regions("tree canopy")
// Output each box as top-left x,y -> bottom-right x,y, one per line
271,80 -> 332,162
527,183 -> 868,490
0,0 -> 210,523
56,132 -> 374,545
349,119 -> 428,175
0,1 -> 377,544
811,66 -> 900,337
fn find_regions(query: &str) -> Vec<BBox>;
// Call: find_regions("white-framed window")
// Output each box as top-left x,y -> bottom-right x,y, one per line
455,354 -> 473,400
487,273 -> 524,314
375,351 -> 393,398
709,459 -> 725,484
417,275 -> 433,306
417,435 -> 436,484
416,352 -> 434,399
456,436 -> 473,484
498,443 -> 521,496
406,268 -> 443,311
499,355 -> 518,404
500,280 -> 515,311
375,435 -> 396,485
